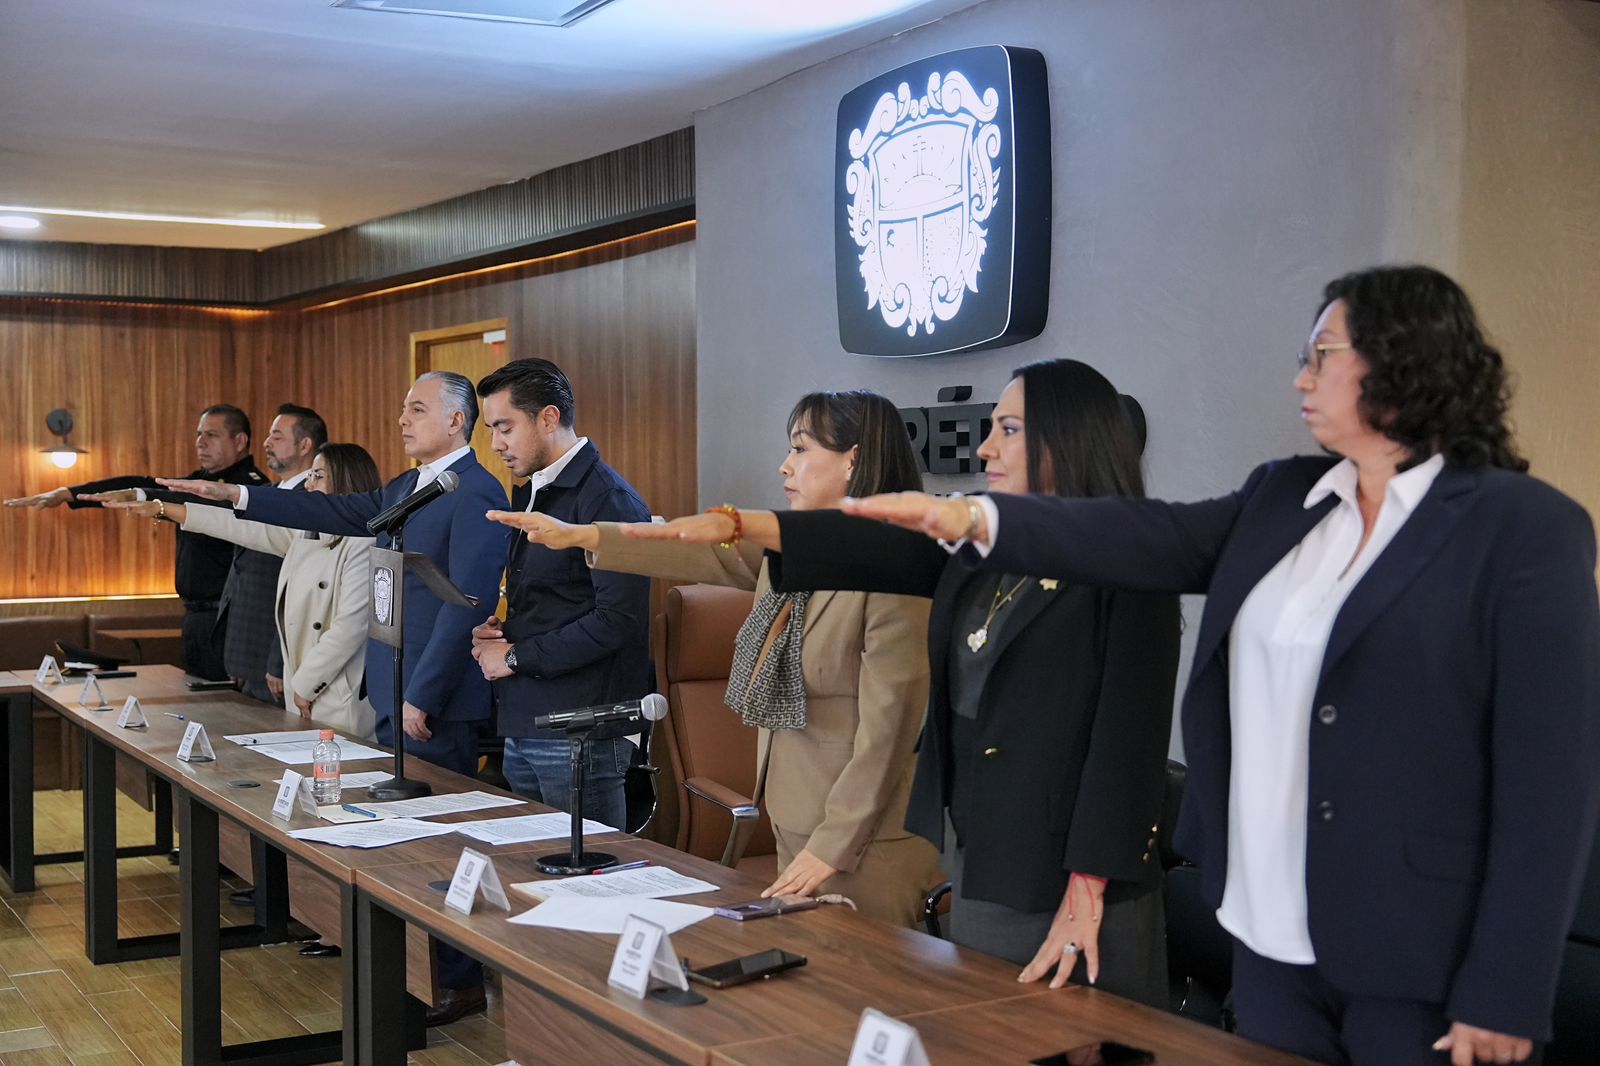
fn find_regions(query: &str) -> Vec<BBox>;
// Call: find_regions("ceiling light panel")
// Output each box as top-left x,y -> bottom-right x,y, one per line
330,0 -> 620,27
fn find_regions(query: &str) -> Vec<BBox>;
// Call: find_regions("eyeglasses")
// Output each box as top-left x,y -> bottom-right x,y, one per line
1296,341 -> 1354,375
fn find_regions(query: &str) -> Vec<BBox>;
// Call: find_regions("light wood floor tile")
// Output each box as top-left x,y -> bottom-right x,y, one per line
2,903 -> 69,934
0,937 -> 57,978
83,990 -> 173,1038
0,989 -> 43,1034
433,1014 -> 505,1064
31,1009 -> 127,1058
10,972 -> 80,1017
0,1039 -> 67,1063
53,957 -> 129,998
113,1025 -> 182,1066
407,1043 -> 494,1066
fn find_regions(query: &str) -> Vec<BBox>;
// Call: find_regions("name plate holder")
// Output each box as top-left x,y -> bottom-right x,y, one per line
177,721 -> 216,763
116,697 -> 148,729
78,676 -> 108,709
607,914 -> 704,1007
443,848 -> 511,915
35,655 -> 64,685
848,1008 -> 932,1066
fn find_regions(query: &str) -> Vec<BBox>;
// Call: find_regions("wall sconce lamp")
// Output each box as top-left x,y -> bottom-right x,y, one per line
41,409 -> 88,469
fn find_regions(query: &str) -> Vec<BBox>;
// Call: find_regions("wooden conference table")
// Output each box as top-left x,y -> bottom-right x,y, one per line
25,665 -> 1307,1066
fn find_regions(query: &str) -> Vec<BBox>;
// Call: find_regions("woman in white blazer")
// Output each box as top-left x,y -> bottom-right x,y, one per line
115,443 -> 381,740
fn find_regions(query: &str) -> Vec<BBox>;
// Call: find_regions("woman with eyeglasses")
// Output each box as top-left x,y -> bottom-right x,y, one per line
842,265 -> 1600,1066
111,442 -> 382,741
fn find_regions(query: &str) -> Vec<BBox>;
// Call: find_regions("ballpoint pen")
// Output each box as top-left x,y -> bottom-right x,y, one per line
163,712 -> 185,720
592,860 -> 651,875
341,803 -> 379,819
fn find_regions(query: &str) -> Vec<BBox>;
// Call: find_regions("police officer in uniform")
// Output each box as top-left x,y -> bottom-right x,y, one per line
8,404 -> 269,680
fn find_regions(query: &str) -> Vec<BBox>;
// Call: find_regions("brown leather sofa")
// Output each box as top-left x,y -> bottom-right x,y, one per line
0,602 -> 186,790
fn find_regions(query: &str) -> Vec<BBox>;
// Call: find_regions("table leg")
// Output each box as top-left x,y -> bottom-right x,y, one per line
83,733 -> 121,964
0,690 -> 35,893
180,791 -> 224,1065
355,888 -> 425,1066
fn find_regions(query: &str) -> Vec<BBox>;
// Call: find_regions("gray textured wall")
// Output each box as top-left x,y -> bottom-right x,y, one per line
694,0 -> 1460,513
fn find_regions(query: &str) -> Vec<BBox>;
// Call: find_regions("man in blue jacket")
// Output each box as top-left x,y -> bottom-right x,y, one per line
469,358 -> 652,831
158,371 -> 508,1025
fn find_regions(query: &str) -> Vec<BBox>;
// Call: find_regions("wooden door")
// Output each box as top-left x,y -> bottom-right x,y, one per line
410,319 -> 513,501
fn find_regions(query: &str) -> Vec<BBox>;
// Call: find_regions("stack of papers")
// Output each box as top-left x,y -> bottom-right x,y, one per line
224,730 -> 389,765
512,867 -> 719,901
452,813 -> 618,845
508,897 -> 713,934
287,818 -> 458,848
354,791 -> 524,820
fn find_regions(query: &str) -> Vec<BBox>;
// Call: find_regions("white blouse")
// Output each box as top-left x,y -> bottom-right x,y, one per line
1217,453 -> 1444,962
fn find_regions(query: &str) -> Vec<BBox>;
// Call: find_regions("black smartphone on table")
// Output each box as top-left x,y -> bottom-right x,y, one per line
185,678 -> 237,691
684,948 -> 806,988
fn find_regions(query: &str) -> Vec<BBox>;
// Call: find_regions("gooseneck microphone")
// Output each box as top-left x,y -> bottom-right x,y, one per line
532,693 -> 669,732
367,469 -> 459,535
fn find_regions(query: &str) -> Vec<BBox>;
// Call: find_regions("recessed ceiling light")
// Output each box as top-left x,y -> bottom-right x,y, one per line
329,0 -> 619,28
0,206 -> 323,231
0,215 -> 42,231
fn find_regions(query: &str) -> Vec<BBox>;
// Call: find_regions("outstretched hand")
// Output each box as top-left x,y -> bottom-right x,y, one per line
617,513 -> 734,544
841,492 -> 982,544
104,500 -> 174,521
1434,1022 -> 1534,1065
4,488 -> 73,509
154,478 -> 240,504
483,510 -> 599,551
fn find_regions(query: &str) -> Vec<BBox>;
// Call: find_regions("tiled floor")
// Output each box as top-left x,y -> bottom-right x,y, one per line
0,790 -> 505,1065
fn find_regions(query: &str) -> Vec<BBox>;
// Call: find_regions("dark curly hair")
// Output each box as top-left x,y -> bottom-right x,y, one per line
1319,265 -> 1526,472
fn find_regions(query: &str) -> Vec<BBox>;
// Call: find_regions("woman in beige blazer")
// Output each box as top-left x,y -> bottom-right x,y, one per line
488,391 -> 938,928
114,444 -> 381,740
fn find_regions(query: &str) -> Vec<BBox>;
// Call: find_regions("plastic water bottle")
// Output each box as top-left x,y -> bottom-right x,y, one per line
311,729 -> 342,805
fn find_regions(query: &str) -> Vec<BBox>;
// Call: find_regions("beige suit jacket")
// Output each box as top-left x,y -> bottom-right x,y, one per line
183,504 -> 378,740
589,525 -> 931,872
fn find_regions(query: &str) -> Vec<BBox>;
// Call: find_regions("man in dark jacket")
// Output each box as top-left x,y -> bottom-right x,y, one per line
470,358 -> 652,832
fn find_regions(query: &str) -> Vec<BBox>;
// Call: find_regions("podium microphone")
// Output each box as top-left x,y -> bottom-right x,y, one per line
533,693 -> 668,733
367,470 -> 460,535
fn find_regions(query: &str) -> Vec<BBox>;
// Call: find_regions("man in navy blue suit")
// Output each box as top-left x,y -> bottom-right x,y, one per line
159,371 -> 509,1025
468,358 -> 652,831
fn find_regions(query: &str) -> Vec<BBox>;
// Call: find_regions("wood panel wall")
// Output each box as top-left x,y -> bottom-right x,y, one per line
0,227 -> 697,600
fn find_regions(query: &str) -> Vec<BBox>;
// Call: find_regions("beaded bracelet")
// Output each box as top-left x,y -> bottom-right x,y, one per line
706,504 -> 741,549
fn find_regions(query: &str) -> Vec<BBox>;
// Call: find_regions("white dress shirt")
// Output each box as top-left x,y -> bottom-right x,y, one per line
277,467 -> 312,492
409,444 -> 472,495
1217,453 -> 1444,962
522,437 -> 588,510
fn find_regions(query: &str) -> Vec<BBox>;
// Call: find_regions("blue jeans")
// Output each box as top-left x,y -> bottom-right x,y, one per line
502,736 -> 630,831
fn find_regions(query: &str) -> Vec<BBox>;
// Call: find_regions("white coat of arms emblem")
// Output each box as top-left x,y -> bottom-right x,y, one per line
373,566 -> 394,626
845,70 -> 1003,337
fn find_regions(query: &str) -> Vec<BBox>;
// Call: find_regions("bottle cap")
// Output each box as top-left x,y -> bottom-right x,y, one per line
319,729 -> 334,740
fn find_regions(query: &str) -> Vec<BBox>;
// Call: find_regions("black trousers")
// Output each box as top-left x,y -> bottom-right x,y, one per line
180,608 -> 228,681
1230,938 -> 1542,1066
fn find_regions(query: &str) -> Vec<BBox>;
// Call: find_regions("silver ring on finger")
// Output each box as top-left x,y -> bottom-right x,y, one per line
1062,942 -> 1079,956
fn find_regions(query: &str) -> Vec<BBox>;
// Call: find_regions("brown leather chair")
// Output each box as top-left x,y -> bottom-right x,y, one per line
650,583 -> 776,871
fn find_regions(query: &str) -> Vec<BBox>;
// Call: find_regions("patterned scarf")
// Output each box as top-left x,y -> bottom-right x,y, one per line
724,589 -> 811,731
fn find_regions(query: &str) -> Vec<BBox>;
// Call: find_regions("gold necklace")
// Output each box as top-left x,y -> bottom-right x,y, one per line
966,577 -> 1031,653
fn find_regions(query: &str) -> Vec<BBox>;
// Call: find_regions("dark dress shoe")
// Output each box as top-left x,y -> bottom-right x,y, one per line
423,986 -> 486,1027
298,942 -> 342,958
229,889 -> 255,907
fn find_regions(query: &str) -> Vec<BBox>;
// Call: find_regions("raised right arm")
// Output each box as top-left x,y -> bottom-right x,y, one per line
239,485 -> 387,537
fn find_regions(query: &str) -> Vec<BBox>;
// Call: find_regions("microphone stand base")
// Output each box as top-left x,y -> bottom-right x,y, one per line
536,851 -> 618,875
367,776 -> 432,801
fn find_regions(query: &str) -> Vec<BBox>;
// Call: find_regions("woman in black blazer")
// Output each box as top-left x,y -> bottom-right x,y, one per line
636,360 -> 1181,1006
846,266 -> 1600,1066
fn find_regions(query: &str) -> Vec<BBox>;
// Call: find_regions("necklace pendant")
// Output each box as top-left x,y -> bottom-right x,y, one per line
966,626 -> 989,653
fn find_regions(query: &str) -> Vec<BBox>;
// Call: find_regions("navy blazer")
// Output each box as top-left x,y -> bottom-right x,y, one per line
239,452 -> 509,725
497,442 -> 652,738
975,457 -> 1600,1041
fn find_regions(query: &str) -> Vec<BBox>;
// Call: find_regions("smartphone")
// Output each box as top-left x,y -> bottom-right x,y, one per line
684,948 -> 806,988
1031,1042 -> 1155,1066
185,679 -> 237,691
713,895 -> 820,921
93,670 -> 136,680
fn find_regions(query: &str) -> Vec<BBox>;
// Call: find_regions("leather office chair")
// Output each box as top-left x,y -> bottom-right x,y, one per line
650,583 -> 776,871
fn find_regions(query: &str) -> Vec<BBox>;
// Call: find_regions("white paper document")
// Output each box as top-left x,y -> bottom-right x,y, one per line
452,813 -> 618,846
286,817 -> 458,848
508,896 -> 713,935
338,771 -> 393,789
225,729 -> 325,746
357,791 -> 524,820
315,804 -> 384,824
240,740 -> 390,765
511,867 -> 719,901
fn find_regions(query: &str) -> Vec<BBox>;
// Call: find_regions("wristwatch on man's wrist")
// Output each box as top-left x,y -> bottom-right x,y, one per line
503,647 -> 518,672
